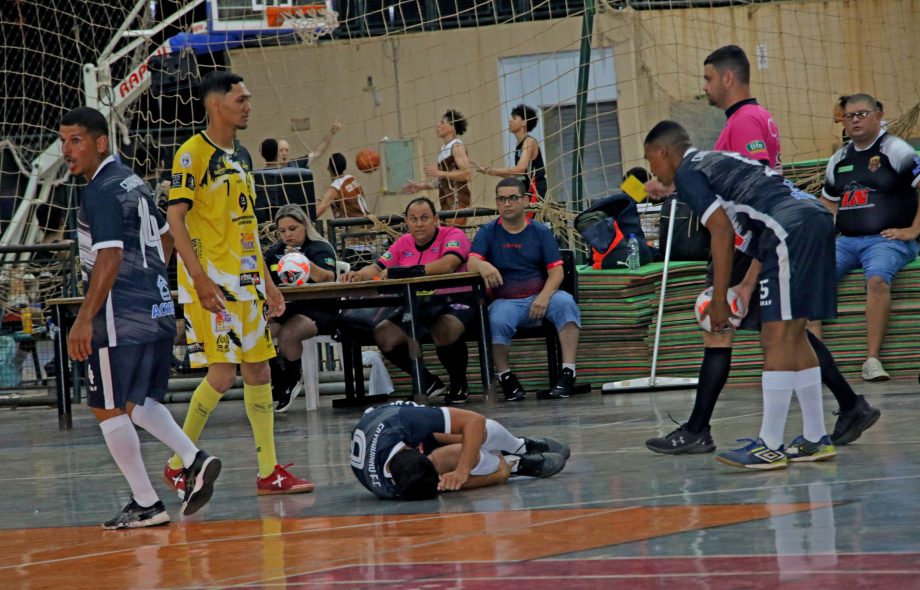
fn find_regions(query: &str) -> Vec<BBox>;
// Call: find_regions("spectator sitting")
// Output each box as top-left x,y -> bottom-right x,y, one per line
264,204 -> 339,411
467,178 -> 582,401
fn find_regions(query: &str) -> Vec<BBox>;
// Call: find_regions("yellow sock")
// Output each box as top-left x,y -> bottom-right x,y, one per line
244,382 -> 278,478
168,379 -> 223,470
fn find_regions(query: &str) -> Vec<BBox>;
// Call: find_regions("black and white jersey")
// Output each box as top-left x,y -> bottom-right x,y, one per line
350,402 -> 451,500
822,132 -> 920,236
674,149 -> 825,257
77,157 -> 176,348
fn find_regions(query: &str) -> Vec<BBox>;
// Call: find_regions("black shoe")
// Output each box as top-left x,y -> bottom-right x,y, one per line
102,498 -> 170,530
500,372 -> 526,401
538,368 -> 575,400
182,451 -> 222,516
513,452 -> 566,478
831,395 -> 881,445
523,436 -> 571,460
274,382 -> 302,414
444,383 -> 469,405
645,423 -> 716,455
424,376 -> 447,399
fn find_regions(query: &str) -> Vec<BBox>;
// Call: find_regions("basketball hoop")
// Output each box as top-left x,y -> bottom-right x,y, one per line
265,5 -> 339,45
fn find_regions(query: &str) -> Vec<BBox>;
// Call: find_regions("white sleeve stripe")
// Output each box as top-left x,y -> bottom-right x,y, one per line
700,201 -> 721,226
912,177 -> 920,189
159,223 -> 170,235
441,407 -> 452,434
821,190 -> 840,202
91,240 -> 124,252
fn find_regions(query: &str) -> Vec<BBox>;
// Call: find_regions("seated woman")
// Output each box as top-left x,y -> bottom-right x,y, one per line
264,204 -> 338,412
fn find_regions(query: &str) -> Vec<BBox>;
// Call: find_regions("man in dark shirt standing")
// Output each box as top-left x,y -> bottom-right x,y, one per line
61,107 -> 220,529
818,93 -> 920,381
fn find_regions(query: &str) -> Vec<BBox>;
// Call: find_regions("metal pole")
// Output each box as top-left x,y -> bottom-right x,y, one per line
570,0 -> 596,214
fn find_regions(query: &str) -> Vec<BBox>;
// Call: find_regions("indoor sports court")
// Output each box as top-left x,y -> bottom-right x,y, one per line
2,0 -> 920,588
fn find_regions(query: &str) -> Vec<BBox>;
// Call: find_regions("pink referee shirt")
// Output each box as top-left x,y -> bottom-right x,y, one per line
714,100 -> 782,170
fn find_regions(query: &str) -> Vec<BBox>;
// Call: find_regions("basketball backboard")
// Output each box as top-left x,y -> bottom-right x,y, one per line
207,0 -> 333,33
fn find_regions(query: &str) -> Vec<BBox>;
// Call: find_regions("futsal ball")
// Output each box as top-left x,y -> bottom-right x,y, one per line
277,252 -> 312,286
356,148 -> 381,173
694,286 -> 747,332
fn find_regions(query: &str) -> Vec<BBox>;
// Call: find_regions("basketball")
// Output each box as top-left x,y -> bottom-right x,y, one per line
277,252 -> 312,286
694,286 -> 746,332
355,148 -> 381,173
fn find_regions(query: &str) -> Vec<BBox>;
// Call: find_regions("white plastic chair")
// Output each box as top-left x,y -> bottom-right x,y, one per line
299,260 -> 350,411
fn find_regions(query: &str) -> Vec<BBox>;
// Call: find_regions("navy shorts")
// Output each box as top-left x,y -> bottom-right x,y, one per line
706,250 -> 762,331
384,294 -> 475,338
86,338 -> 172,410
755,208 -> 837,323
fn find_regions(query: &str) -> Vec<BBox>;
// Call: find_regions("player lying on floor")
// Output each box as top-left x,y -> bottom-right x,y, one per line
350,402 -> 570,500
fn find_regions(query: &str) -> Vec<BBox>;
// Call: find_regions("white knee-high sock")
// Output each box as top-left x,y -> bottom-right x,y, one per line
759,371 -> 796,450
794,367 -> 827,442
100,414 -> 159,507
131,398 -> 199,467
469,450 -> 501,476
483,419 -> 526,454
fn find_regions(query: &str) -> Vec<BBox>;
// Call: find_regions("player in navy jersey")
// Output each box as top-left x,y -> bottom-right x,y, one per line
816,93 -> 920,383
644,121 -> 837,470
350,402 -> 569,500
61,107 -> 220,529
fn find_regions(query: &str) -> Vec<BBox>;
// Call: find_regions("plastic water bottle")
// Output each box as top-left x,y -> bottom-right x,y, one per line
626,233 -> 640,271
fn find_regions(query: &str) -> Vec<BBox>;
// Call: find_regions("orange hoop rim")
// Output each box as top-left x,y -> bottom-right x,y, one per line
265,5 -> 327,28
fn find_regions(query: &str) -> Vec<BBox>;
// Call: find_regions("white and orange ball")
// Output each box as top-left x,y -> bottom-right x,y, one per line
694,286 -> 747,332
277,252 -> 312,286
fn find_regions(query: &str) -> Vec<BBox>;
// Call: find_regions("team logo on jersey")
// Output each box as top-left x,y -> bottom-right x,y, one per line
241,232 -> 255,251
157,275 -> 171,301
238,193 -> 248,212
171,174 -> 182,188
180,152 -> 192,169
241,255 -> 258,271
185,174 -> 196,190
868,156 -> 881,173
216,334 -> 230,353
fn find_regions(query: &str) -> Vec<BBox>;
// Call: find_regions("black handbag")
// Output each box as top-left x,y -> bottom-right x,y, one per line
658,195 -> 711,261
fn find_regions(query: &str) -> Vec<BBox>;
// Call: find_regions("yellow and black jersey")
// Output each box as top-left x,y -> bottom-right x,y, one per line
168,132 -> 265,304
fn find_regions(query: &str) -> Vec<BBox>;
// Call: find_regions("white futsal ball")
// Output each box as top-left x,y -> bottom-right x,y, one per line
694,286 -> 747,332
277,252 -> 312,286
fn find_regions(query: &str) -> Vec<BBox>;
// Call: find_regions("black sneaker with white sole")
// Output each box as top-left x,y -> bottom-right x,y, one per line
538,367 -> 575,400
831,395 -> 881,445
645,423 -> 716,455
523,437 -> 571,460
274,382 -> 303,414
424,376 -> 447,399
513,452 -> 566,478
102,498 -> 170,530
182,450 -> 222,516
500,372 -> 526,402
444,383 -> 469,405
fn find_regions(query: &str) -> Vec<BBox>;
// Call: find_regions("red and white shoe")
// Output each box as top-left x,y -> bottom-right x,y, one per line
256,463 -> 315,495
163,463 -> 186,500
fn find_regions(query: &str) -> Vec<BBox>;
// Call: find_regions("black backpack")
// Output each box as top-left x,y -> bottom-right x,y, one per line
575,192 -> 653,269
658,195 -> 711,261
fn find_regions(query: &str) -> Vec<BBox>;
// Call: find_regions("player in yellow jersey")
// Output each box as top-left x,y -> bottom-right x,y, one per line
164,71 -> 314,496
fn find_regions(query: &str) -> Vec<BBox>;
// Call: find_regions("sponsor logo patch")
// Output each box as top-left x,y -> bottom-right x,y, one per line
241,255 -> 258,271
912,155 -> 920,176
151,301 -> 175,318
382,252 -> 392,260
240,271 -> 261,286
187,342 -> 205,354
745,140 -> 766,153
215,309 -> 232,333
446,240 -> 461,248
241,232 -> 255,251
836,164 -> 854,173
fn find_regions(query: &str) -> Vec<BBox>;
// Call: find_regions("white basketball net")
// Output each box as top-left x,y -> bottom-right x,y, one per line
280,7 -> 340,45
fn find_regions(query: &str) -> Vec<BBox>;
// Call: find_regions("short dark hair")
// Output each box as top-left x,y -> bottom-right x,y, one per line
328,152 -> 347,176
511,104 -> 539,132
845,93 -> 883,112
495,177 -> 526,196
260,138 -> 279,162
704,45 -> 750,85
624,167 -> 650,183
404,196 -> 437,217
60,106 -> 108,137
198,70 -> 244,101
390,450 -> 440,501
443,109 -> 467,136
643,120 -> 693,152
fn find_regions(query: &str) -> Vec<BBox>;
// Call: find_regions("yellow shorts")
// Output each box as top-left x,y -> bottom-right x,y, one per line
183,300 -> 276,368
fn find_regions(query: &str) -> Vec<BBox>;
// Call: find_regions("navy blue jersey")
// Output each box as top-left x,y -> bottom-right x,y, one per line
264,238 -> 336,285
822,132 -> 920,236
470,219 -> 562,299
674,149 -> 825,257
350,402 -> 450,499
77,158 -> 176,348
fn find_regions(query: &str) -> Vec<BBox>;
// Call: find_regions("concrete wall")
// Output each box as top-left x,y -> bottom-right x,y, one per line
230,0 -> 920,215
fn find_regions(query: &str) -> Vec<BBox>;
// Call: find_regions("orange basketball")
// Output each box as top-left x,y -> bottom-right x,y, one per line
355,148 -> 381,173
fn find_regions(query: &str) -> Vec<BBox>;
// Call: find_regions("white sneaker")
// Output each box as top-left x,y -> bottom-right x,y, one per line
861,357 -> 890,382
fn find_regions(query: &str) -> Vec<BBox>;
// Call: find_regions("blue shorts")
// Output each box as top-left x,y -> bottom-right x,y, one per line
488,291 -> 581,345
756,208 -> 837,323
835,234 -> 919,284
86,338 -> 172,410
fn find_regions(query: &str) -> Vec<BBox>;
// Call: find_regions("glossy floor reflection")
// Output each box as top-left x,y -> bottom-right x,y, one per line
1,378 -> 919,589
